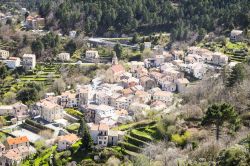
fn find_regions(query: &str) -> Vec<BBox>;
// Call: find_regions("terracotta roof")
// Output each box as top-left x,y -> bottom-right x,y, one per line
58,134 -> 79,143
154,91 -> 173,97
99,123 -> 109,131
7,136 -> 29,146
135,90 -> 148,97
111,64 -> 125,73
3,147 -> 29,161
90,124 -> 99,131
115,109 -> 128,116
122,88 -> 133,95
61,91 -> 76,99
9,57 -> 20,60
90,123 -> 109,131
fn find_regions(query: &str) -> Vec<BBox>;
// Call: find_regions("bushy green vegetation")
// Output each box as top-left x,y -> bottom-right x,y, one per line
65,108 -> 84,119
171,131 -> 191,147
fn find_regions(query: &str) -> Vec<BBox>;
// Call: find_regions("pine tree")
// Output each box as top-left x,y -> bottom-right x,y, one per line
226,64 -> 245,87
202,103 -> 240,141
78,118 -> 93,150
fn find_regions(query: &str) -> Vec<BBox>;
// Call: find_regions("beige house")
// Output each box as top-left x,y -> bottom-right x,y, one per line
57,134 -> 80,151
153,91 -> 173,104
22,54 -> 36,70
134,90 -> 151,104
37,99 -> 63,122
0,50 -> 9,59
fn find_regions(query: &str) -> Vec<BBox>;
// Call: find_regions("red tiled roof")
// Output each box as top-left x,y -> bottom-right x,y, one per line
7,136 -> 29,146
111,64 -> 125,73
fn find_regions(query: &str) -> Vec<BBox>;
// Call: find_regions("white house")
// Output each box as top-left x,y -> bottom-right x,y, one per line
175,78 -> 190,93
161,81 -> 176,92
94,105 -> 115,123
89,123 -> 123,147
4,57 -> 21,69
22,54 -> 36,70
212,52 -> 229,66
144,42 -> 152,49
85,50 -> 99,59
230,30 -> 243,42
58,53 -> 70,61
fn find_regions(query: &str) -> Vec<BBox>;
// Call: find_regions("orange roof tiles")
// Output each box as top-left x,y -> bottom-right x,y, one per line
7,136 -> 29,146
111,64 -> 125,73
58,134 -> 79,143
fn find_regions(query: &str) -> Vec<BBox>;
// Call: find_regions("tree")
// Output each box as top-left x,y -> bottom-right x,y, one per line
52,78 -> 66,94
3,92 -> 16,104
31,39 -> 44,57
78,118 -> 93,150
113,43 -> 123,59
132,33 -> 140,44
0,62 -> 7,79
226,64 -> 245,87
16,87 -> 38,104
65,40 -> 76,54
202,103 -> 240,141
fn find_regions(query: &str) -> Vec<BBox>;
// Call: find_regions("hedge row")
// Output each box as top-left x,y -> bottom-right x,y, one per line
21,123 -> 40,134
118,142 -> 141,153
25,119 -> 54,132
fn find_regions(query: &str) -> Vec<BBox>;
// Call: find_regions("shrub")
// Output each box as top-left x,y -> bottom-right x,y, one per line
171,131 -> 191,147
65,108 -> 83,119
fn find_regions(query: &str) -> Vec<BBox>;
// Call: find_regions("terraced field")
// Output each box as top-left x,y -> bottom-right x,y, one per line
117,122 -> 162,157
0,64 -> 60,96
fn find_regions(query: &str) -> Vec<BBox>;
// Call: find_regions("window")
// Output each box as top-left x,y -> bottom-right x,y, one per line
99,141 -> 102,144
104,142 -> 106,144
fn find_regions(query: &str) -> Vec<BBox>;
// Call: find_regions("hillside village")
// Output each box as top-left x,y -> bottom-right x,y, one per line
0,1 -> 250,166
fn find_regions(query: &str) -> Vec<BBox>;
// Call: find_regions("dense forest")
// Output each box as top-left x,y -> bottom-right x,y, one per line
20,0 -> 249,38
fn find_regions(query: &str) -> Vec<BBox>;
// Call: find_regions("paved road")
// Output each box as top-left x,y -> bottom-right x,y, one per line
88,37 -> 137,48
36,62 -> 101,66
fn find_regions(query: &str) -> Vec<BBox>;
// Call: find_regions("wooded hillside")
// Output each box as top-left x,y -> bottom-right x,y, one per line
22,0 -> 249,37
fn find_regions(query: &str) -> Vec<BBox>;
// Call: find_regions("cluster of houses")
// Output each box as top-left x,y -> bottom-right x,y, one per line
25,15 -> 45,30
0,50 -> 36,70
0,136 -> 34,165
